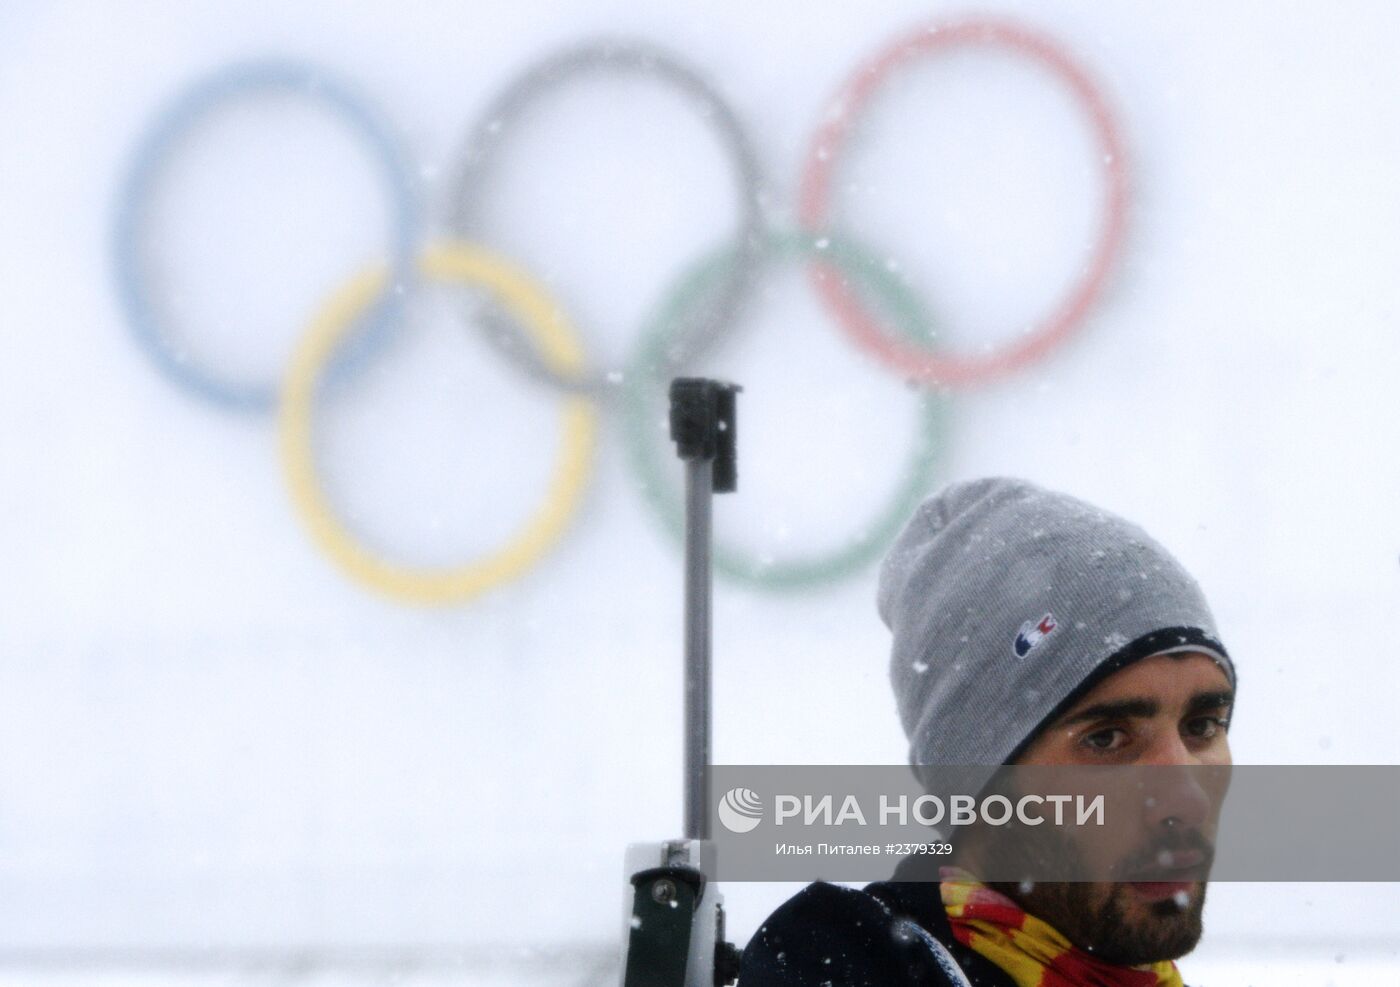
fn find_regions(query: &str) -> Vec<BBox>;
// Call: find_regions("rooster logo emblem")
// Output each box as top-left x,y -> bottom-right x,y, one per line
1014,613 -> 1059,658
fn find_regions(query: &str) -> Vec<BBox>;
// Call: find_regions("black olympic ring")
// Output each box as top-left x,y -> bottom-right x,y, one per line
446,38 -> 767,396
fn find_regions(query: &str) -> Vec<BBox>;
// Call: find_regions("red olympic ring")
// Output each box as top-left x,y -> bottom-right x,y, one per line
798,18 -> 1129,387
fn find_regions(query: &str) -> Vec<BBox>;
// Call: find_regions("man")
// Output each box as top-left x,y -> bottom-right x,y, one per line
739,477 -> 1236,986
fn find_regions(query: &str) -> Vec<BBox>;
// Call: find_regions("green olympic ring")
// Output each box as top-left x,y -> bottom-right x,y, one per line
623,229 -> 950,590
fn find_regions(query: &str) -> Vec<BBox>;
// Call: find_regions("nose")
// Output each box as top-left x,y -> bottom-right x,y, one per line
1138,731 -> 1216,830
1142,764 -> 1212,831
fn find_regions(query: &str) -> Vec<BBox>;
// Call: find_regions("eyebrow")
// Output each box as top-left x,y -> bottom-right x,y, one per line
1185,690 -> 1235,715
1056,698 -> 1158,727
1057,689 -> 1236,729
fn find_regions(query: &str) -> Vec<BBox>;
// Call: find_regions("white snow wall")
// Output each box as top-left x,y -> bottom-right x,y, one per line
1,0 -> 1398,962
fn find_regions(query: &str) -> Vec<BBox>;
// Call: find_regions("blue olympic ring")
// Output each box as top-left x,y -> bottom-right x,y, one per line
111,57 -> 420,412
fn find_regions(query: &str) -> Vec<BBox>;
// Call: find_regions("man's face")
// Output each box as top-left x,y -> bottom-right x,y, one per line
979,651 -> 1234,965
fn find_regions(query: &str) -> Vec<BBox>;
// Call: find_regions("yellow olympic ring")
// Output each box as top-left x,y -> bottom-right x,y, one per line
279,241 -> 598,604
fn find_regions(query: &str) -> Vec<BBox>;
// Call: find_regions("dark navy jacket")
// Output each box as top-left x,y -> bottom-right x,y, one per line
738,855 -> 1017,986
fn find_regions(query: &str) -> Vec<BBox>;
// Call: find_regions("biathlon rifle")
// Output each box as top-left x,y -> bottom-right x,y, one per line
617,378 -> 743,987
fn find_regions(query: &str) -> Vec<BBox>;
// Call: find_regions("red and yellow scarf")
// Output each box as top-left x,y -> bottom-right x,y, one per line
939,867 -> 1183,987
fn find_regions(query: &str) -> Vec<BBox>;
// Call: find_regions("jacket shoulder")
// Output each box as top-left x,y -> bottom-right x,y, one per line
739,880 -> 957,986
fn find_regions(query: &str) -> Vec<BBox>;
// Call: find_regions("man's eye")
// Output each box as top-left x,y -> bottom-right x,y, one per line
1082,727 -> 1128,751
1185,716 -> 1229,740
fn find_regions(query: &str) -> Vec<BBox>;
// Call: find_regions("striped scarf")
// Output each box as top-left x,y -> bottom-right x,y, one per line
939,867 -> 1183,987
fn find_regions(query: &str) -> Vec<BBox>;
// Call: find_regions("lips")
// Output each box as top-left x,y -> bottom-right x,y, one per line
1127,879 -> 1197,902
1124,848 -> 1209,899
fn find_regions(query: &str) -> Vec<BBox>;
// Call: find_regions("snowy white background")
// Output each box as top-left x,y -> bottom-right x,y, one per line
1,0 -> 1398,983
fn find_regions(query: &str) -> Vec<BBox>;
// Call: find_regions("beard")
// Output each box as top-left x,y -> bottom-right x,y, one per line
976,817 -> 1212,966
990,877 -> 1207,966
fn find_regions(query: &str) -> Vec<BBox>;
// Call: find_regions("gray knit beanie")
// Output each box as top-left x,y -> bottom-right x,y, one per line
878,477 -> 1233,782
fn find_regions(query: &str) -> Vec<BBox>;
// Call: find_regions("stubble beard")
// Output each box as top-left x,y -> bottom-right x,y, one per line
991,877 -> 1208,966
975,816 -> 1210,966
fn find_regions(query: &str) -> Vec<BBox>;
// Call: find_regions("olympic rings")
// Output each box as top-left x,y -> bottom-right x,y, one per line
115,20 -> 1128,603
798,18 -> 1129,387
448,39 -> 765,396
623,230 -> 949,590
112,58 -> 419,413
279,241 -> 599,604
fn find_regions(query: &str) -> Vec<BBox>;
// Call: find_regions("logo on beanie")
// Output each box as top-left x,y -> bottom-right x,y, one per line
717,788 -> 764,833
1014,613 -> 1059,658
